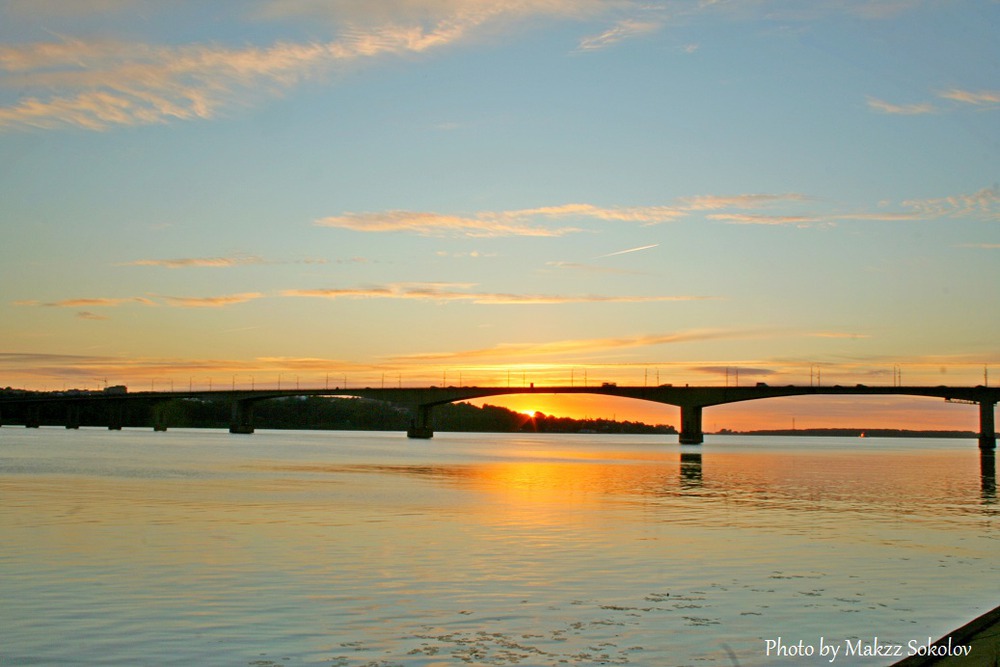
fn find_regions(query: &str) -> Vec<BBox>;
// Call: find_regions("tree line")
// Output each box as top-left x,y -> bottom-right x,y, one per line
0,393 -> 677,435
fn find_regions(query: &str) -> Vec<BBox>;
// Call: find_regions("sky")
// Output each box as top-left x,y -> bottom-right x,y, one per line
1,0 -> 998,431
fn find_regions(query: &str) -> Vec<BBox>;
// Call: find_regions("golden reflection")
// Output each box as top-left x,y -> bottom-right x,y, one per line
265,444 -> 991,518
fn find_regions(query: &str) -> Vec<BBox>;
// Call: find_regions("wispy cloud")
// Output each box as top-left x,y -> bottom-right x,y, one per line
902,186 -> 1000,221
936,89 -> 1000,106
389,329 -> 742,362
577,19 -> 662,51
0,1 -> 950,132
0,1 -> 615,132
316,186 -> 998,240
283,282 -> 714,305
865,88 -> 1000,119
707,213 -> 820,226
866,96 -> 935,115
13,296 -> 157,308
122,254 -> 328,268
0,37 -> 357,131
123,255 -> 267,269
679,193 -> 811,210
315,203 -> 685,237
157,292 -> 265,308
14,292 -> 264,309
315,210 -> 580,237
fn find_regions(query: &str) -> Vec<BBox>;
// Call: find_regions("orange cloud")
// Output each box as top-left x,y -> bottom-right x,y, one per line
13,293 -> 263,309
937,88 -> 1000,106
13,296 -> 157,308
0,1 -> 616,132
124,255 -> 267,268
866,96 -> 935,115
388,329 -> 744,363
283,282 -> 713,305
315,203 -> 685,237
315,210 -> 580,237
159,292 -> 265,308
707,213 -> 820,226
679,193 -> 811,210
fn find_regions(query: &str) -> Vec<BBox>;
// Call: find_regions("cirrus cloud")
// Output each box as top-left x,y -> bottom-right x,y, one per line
158,292 -> 265,308
315,203 -> 686,237
13,292 -> 264,309
866,96 -> 935,115
936,89 -> 1000,106
0,1 -> 618,132
283,282 -> 715,305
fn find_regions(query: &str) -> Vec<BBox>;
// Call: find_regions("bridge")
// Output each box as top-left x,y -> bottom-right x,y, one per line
1,383 -> 997,449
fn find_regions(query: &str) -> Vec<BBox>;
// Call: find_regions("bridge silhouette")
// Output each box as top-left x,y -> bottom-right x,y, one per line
2,383 -> 997,449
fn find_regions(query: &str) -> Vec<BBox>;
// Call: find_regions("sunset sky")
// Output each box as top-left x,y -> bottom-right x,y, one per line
1,0 -> 998,431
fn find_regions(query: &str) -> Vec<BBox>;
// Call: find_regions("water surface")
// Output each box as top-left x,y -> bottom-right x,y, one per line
1,428 -> 996,666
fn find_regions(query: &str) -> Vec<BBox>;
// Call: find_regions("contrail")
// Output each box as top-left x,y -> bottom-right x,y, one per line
598,243 -> 659,258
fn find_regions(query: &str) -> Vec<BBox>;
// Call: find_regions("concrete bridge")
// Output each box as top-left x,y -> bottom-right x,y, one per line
1,383 -> 997,449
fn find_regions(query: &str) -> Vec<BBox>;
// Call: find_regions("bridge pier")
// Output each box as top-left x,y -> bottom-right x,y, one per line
107,400 -> 124,430
65,404 -> 81,429
407,404 -> 434,439
25,405 -> 41,428
679,404 -> 704,445
980,400 -> 996,450
153,404 -> 168,432
230,400 -> 255,434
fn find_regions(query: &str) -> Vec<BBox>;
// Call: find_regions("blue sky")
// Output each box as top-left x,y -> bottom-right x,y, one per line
1,0 -> 998,428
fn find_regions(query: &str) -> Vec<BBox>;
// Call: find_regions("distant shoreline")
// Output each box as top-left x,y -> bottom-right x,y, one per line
714,428 -> 977,438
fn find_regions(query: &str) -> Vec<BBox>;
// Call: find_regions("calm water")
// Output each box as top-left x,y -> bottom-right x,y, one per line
1,427 -> 996,666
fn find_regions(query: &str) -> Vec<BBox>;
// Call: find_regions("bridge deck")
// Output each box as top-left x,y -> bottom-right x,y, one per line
1,385 -> 996,447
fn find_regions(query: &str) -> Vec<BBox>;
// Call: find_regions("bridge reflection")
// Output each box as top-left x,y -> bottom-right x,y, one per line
983,451 -> 996,504
679,452 -> 702,489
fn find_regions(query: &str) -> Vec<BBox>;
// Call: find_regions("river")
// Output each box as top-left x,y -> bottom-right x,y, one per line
1,427 -> 996,666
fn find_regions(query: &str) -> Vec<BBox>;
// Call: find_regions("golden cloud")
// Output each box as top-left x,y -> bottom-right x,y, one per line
14,293 -> 263,309
0,1 -> 617,131
283,282 -> 713,305
866,96 -> 935,115
315,210 -> 581,237
389,329 -> 744,363
707,213 -> 820,226
124,255 -> 267,268
937,89 -> 1000,106
159,292 -> 265,308
316,203 -> 685,237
